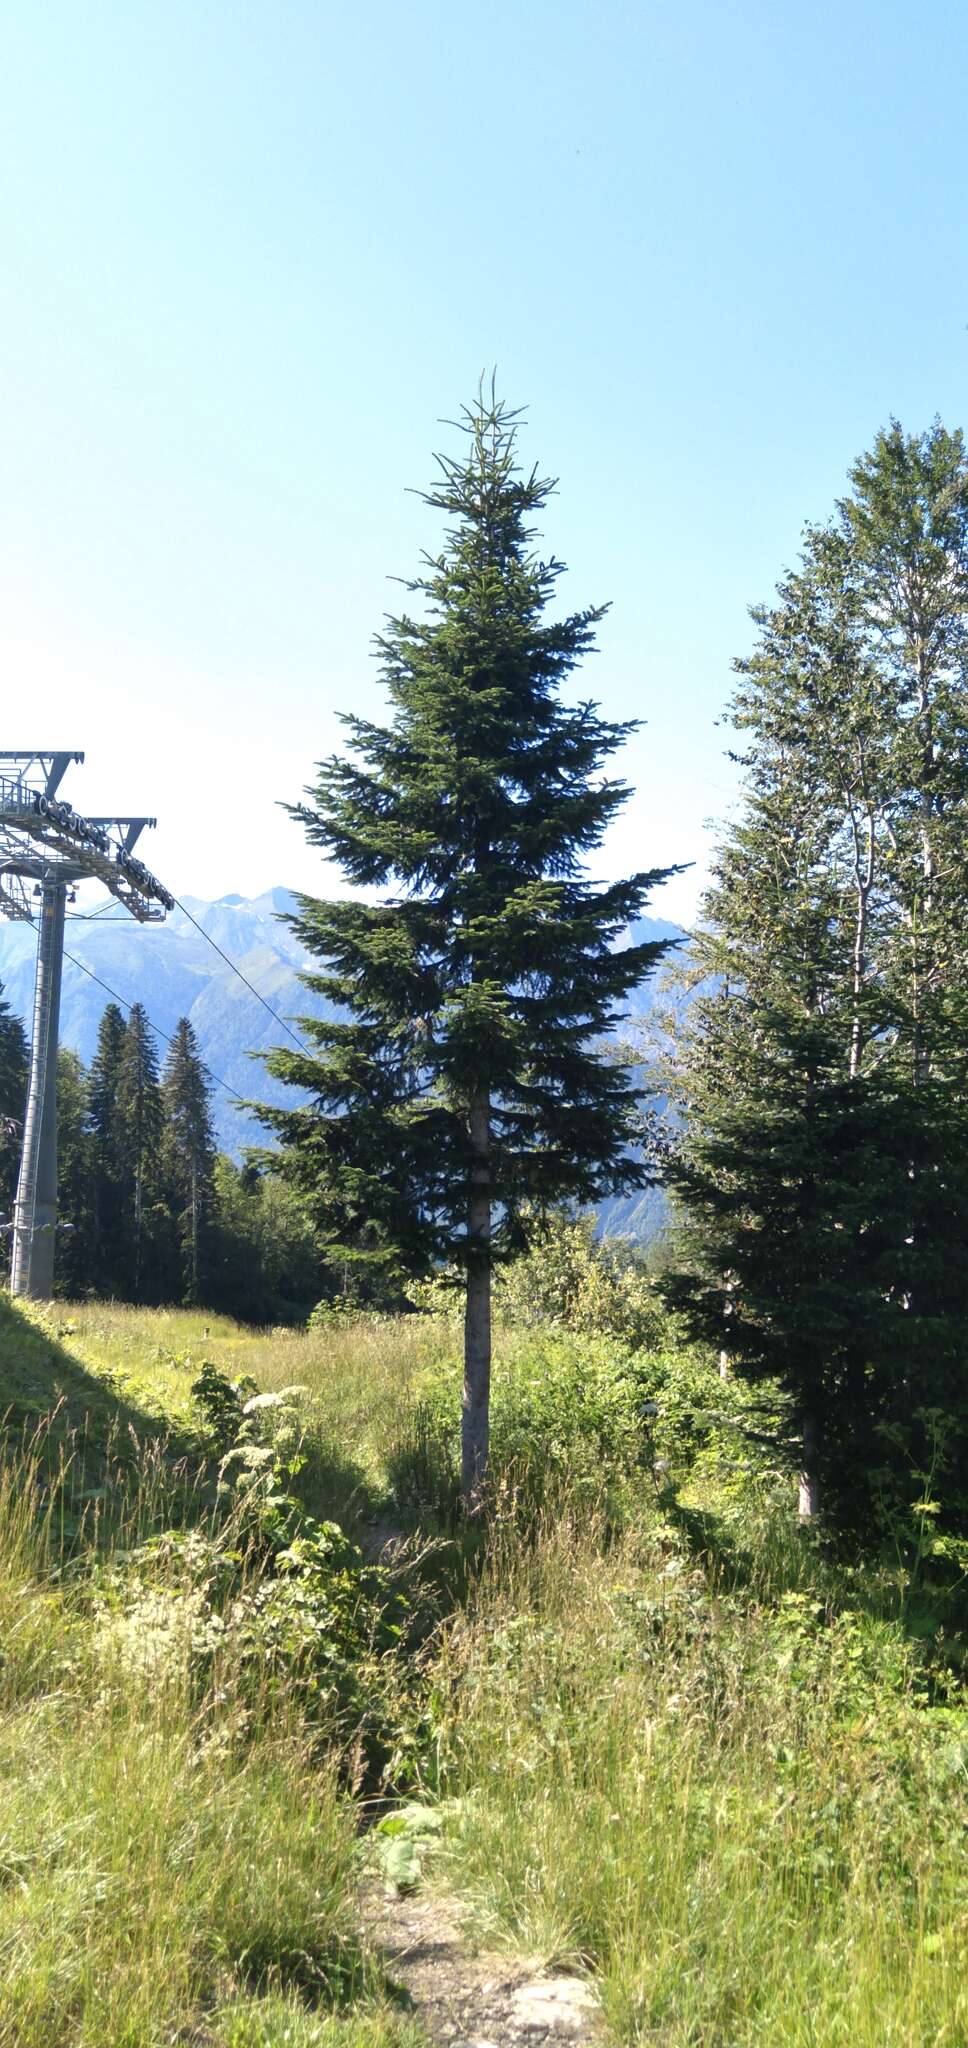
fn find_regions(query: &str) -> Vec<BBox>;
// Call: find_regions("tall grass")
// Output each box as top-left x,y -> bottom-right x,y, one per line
433,1498 -> 968,2045
0,1423 -> 419,2048
4,1297 -> 968,2045
44,1300 -> 451,1533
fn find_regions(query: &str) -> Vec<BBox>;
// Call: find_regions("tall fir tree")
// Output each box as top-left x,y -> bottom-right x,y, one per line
88,1002 -> 129,1294
666,421 -> 968,1539
842,422 -> 968,1079
0,978 -> 28,1237
115,1003 -> 165,1302
263,386 -> 678,1504
55,1048 -> 98,1297
161,1018 -> 216,1304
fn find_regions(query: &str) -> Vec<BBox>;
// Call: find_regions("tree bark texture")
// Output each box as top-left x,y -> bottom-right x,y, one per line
462,1091 -> 491,1512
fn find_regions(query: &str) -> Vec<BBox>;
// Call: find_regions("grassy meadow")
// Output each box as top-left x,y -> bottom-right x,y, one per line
0,1290 -> 966,2046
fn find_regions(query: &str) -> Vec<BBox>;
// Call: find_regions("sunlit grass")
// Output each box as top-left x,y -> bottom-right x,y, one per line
435,1500 -> 968,2045
0,1378 -> 426,2048
33,1298 -> 449,1485
1,1294 -> 966,2044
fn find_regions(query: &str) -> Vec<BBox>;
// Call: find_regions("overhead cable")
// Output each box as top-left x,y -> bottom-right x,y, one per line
61,948 -> 249,1107
171,896 -> 310,1054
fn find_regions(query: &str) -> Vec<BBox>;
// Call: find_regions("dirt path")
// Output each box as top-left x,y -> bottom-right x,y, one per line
360,1883 -> 604,2048
359,1522 -> 604,2045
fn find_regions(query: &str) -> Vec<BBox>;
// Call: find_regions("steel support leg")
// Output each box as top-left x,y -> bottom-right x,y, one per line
10,879 -> 66,1299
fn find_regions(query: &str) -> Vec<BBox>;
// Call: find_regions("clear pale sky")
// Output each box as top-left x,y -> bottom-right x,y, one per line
2,0 -> 966,926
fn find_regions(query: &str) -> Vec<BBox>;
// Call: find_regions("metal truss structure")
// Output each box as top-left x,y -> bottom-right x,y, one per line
0,751 -> 173,923
0,751 -> 172,1299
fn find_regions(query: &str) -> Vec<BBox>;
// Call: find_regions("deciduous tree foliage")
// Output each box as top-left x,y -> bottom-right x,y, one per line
666,422 -> 968,1538
263,385 -> 677,1504
209,1157 -> 321,1322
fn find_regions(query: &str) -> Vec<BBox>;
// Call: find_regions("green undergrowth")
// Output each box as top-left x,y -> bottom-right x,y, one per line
386,1318 -> 786,1535
0,1479 -> 425,2048
0,1298 -> 434,2048
432,1505 -> 968,2045
1,1293 -> 967,2044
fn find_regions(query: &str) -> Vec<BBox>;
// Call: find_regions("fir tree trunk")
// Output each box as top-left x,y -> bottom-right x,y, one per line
190,1158 -> 199,1303
462,1091 -> 491,1513
133,1158 -> 143,1301
847,758 -> 875,1081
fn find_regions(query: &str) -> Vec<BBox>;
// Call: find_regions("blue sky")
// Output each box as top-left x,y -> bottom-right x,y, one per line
2,0 -> 966,925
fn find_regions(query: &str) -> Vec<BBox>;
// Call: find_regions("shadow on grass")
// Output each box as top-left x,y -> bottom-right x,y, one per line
658,1479 -> 968,1661
0,1287 -> 206,1512
656,1491 -> 767,1587
297,1434 -> 390,1544
0,1291 -> 394,1562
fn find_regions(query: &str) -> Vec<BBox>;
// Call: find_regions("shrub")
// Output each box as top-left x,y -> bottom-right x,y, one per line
496,1209 -> 669,1350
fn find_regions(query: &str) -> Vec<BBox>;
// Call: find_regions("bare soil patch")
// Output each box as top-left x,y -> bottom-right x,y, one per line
360,1883 -> 603,2048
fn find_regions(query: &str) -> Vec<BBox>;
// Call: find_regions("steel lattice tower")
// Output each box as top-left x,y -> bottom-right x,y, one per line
0,751 -> 173,1299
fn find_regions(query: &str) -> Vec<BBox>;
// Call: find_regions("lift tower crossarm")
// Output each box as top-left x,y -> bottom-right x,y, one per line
86,817 -> 158,854
0,752 -> 84,798
0,785 -> 173,922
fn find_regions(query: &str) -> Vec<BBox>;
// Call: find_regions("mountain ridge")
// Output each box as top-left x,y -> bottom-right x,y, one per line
0,889 -> 683,1239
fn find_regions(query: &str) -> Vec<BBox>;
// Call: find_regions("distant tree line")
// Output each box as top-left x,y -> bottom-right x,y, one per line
0,995 -> 321,1320
0,983 -> 27,1234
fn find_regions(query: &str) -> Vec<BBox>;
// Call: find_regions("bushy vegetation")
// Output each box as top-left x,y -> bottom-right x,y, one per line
0,1411 -> 421,2046
496,1208 -> 667,1351
1,1279 -> 965,2045
436,1511 -> 968,2046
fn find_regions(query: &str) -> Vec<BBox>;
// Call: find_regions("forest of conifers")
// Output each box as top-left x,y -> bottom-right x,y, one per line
0,998 -> 318,1322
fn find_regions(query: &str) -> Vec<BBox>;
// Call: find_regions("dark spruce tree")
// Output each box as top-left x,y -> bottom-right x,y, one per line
115,1002 -> 166,1303
55,1048 -> 98,1297
161,1018 -> 216,1304
263,386 -> 678,1506
666,422 -> 968,1541
88,1002 -> 129,1294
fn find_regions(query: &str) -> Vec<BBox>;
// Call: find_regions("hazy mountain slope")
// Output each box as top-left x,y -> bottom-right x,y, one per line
0,888 -> 336,1159
0,891 -> 686,1238
593,914 -> 687,1242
